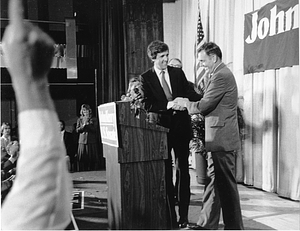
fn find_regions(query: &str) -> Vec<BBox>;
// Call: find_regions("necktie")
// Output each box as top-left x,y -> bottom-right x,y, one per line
161,70 -> 173,101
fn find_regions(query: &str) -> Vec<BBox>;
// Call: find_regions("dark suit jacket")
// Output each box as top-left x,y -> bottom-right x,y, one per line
140,66 -> 202,134
185,62 -> 241,152
63,131 -> 75,158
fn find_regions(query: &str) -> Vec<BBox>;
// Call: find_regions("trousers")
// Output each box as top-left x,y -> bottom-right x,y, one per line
197,152 -> 221,229
211,151 -> 244,230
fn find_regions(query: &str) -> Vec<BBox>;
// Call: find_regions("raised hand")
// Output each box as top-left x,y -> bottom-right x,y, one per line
2,0 -> 55,83
2,0 -> 56,112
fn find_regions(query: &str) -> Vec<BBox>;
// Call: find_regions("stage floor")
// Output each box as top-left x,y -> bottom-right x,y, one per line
71,169 -> 299,230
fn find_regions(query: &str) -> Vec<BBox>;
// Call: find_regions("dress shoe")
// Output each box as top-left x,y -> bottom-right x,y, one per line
178,221 -> 188,229
185,224 -> 207,230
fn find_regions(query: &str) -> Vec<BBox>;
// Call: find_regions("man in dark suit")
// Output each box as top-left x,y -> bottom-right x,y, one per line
59,120 -> 75,172
140,40 -> 201,229
174,42 -> 244,230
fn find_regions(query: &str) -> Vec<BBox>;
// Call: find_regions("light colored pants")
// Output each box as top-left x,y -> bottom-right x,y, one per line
197,152 -> 221,229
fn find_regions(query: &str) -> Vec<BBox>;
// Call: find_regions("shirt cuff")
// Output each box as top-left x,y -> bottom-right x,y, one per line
167,101 -> 174,110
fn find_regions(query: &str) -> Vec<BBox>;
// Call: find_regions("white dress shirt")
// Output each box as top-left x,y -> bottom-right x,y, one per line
61,129 -> 65,142
2,110 -> 73,230
154,66 -> 173,93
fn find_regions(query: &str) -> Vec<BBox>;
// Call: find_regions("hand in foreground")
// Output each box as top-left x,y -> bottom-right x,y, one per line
2,0 -> 55,83
173,97 -> 190,108
2,0 -> 56,112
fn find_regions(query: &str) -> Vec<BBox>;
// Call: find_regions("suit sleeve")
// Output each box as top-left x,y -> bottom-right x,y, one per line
76,118 -> 85,133
173,69 -> 202,101
186,81 -> 203,102
65,132 -> 74,156
186,72 -> 226,115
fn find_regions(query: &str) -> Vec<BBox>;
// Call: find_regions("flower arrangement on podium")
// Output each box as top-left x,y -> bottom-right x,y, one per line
121,77 -> 146,118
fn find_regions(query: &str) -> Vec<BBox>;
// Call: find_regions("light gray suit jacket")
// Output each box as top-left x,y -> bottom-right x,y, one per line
186,62 -> 240,152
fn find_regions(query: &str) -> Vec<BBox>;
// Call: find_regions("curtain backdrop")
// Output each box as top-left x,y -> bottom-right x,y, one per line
96,0 -> 126,105
163,0 -> 198,82
163,0 -> 300,201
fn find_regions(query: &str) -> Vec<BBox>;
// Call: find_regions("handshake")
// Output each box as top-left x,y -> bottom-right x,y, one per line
167,97 -> 190,111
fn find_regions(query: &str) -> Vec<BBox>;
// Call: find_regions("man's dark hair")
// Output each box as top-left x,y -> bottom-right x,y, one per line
199,42 -> 222,60
147,40 -> 169,60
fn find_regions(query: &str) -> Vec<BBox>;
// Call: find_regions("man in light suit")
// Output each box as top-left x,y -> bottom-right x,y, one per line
174,42 -> 244,230
140,40 -> 201,229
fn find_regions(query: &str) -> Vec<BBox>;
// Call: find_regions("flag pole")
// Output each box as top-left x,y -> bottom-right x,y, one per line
194,0 -> 205,87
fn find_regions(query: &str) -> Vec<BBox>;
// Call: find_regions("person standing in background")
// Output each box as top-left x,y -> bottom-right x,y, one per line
1,0 -> 72,228
59,120 -> 75,172
72,122 -> 79,171
174,42 -> 244,230
76,104 -> 98,171
168,58 -> 182,69
140,40 -> 201,229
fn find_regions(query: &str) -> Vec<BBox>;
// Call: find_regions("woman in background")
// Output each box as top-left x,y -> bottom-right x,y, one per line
76,104 -> 98,171
1,123 -> 12,161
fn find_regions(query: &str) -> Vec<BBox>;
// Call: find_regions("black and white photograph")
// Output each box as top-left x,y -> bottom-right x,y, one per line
0,0 -> 299,230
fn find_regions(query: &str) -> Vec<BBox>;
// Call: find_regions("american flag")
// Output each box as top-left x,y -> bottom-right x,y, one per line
196,9 -> 204,51
195,5 -> 206,89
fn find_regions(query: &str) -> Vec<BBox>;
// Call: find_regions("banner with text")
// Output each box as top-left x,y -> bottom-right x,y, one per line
98,102 -> 119,147
244,0 -> 299,74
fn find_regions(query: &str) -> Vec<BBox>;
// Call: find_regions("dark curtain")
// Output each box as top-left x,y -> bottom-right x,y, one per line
97,0 -> 126,105
96,0 -> 163,106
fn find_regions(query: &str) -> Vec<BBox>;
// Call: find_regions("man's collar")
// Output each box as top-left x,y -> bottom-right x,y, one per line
210,62 -> 224,76
154,66 -> 168,76
154,66 -> 161,74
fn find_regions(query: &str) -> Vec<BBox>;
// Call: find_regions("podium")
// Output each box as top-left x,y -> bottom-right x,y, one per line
98,101 -> 169,230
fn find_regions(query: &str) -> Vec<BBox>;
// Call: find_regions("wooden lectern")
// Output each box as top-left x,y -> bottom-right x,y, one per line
98,101 -> 169,230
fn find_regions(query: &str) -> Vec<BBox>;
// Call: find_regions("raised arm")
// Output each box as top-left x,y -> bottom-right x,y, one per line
1,0 -> 72,229
2,0 -> 55,112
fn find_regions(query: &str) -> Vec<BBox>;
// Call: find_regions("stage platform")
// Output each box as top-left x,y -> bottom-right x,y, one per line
71,169 -> 299,230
